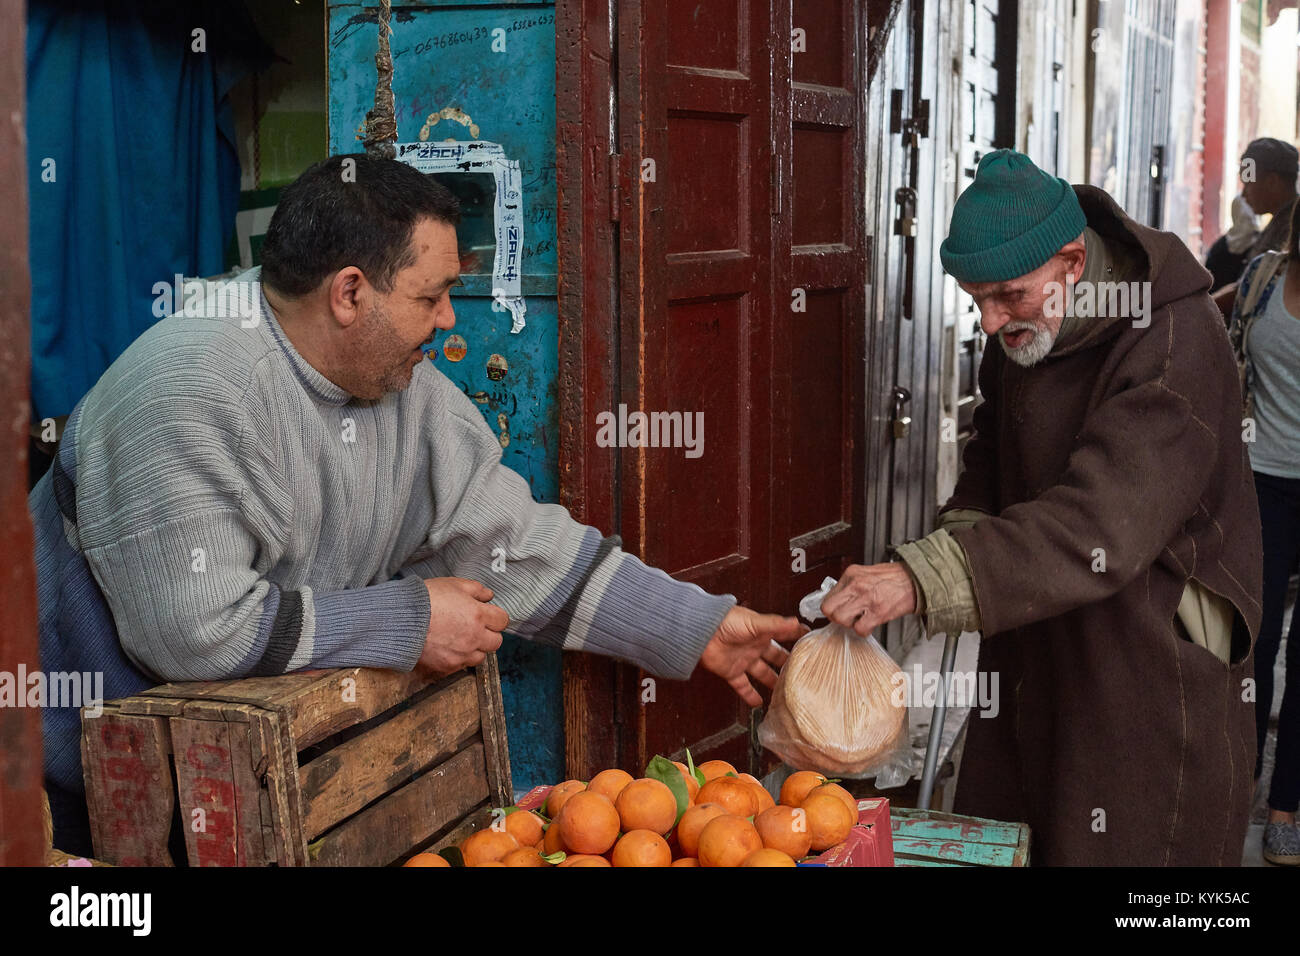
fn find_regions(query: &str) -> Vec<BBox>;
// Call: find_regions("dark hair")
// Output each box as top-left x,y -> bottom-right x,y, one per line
260,154 -> 461,297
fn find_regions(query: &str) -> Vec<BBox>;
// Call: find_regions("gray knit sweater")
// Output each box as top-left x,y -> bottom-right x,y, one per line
34,269 -> 734,789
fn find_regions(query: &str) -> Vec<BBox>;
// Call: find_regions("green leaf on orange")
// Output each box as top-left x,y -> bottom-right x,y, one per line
686,748 -> 706,788
645,753 -> 690,824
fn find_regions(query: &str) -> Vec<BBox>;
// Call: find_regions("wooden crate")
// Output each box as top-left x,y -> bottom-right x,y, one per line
80,659 -> 511,867
890,807 -> 1031,866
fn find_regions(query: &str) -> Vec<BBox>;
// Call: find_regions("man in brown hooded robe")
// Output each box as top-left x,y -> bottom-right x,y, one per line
822,150 -> 1263,866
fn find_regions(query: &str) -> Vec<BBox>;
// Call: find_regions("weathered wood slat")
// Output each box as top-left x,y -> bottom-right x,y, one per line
890,817 -> 1023,845
475,654 -> 513,806
283,668 -> 437,750
136,672 -> 326,705
116,695 -> 186,718
220,704 -> 277,866
298,673 -> 480,839
246,709 -> 306,866
308,743 -> 490,867
893,839 -> 1020,866
171,717 -> 240,867
81,705 -> 176,866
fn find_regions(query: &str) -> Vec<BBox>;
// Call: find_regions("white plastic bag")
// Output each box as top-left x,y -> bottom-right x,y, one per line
758,577 -> 914,788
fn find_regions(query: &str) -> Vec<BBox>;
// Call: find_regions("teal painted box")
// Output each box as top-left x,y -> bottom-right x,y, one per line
891,808 -> 1032,866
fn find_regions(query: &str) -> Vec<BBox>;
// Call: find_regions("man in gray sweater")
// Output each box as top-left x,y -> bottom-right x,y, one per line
33,155 -> 799,853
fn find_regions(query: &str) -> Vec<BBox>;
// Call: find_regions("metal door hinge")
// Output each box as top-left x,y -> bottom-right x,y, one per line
892,385 -> 913,440
893,186 -> 918,237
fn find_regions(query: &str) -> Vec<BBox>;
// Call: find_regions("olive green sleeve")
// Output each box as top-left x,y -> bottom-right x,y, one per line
894,508 -> 989,636
936,507 -> 991,534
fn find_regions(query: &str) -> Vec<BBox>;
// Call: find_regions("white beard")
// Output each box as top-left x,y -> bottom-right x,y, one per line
999,321 -> 1055,367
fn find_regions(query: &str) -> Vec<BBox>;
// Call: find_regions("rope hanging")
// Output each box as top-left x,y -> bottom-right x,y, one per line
363,0 -> 397,159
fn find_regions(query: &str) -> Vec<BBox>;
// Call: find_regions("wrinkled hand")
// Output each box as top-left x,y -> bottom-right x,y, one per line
821,563 -> 917,636
700,606 -> 806,707
417,577 -> 510,677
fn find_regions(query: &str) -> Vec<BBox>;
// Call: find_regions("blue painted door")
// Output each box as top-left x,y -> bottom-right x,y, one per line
328,0 -> 560,790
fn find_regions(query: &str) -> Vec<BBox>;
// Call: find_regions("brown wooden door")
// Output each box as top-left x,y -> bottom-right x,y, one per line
618,0 -> 775,774
557,0 -> 869,778
771,0 -> 869,615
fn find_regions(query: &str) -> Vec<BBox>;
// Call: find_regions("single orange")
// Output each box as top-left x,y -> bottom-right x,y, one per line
697,815 -> 764,867
614,777 -> 679,835
558,853 -> 611,867
778,770 -> 827,808
675,802 -> 728,858
611,829 -> 673,867
500,809 -> 546,847
696,777 -> 759,819
670,857 -> 700,867
402,851 -> 450,867
542,820 -> 566,854
587,768 -> 635,804
461,829 -> 519,867
800,792 -> 855,851
545,779 -> 586,818
741,848 -> 797,867
754,805 -> 813,860
502,847 -> 549,867
697,759 -> 738,782
808,782 -> 858,821
556,790 -> 621,855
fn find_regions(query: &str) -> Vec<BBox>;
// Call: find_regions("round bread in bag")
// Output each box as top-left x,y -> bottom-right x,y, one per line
782,628 -> 906,769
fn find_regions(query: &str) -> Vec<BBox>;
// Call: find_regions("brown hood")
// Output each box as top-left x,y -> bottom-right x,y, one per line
1048,185 -> 1215,359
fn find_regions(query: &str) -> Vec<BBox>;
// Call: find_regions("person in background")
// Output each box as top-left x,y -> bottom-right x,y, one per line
1229,202 -> 1300,866
1214,138 -> 1300,317
1205,194 -> 1259,294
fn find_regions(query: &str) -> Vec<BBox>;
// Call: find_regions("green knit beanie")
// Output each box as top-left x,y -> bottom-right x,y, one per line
940,149 -> 1087,283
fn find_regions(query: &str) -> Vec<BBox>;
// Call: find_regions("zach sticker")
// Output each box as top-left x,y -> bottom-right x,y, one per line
396,140 -> 527,333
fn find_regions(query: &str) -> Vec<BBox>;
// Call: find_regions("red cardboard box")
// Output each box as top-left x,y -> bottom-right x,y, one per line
515,785 -> 894,867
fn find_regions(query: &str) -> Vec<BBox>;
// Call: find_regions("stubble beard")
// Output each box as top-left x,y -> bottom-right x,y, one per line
348,303 -> 422,398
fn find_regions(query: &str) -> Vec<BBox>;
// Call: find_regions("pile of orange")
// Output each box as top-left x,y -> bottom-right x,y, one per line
405,761 -> 859,868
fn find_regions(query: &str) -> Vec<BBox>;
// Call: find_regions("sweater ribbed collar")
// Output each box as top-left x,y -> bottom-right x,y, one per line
254,279 -> 354,408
